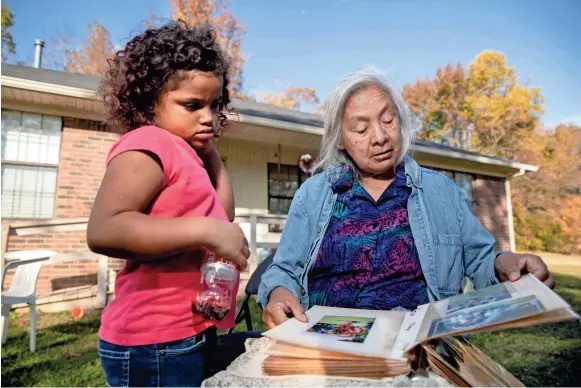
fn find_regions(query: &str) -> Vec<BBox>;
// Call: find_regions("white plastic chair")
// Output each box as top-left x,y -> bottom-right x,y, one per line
1,250 -> 56,352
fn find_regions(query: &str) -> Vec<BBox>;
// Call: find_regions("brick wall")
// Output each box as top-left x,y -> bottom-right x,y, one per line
2,120 -> 120,298
472,175 -> 511,252
55,119 -> 119,218
2,115 -> 514,302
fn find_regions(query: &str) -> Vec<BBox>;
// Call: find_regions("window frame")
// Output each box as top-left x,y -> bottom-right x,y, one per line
267,162 -> 307,215
432,167 -> 475,209
1,109 -> 63,220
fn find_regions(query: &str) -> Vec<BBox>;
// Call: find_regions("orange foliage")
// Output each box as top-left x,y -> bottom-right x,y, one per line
512,124 -> 581,253
170,0 -> 246,97
403,51 -> 544,158
64,20 -> 115,76
403,64 -> 468,147
561,196 -> 581,254
263,87 -> 320,111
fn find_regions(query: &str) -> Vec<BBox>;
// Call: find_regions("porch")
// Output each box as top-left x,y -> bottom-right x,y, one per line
1,213 -> 284,312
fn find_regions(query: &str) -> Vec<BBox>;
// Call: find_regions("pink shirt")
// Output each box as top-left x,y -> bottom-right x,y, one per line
98,126 -> 238,346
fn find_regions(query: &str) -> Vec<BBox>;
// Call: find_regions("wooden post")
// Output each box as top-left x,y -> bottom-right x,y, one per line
96,254 -> 109,308
249,214 -> 258,275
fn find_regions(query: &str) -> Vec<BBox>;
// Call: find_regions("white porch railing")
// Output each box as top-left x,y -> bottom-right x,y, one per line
1,214 -> 285,308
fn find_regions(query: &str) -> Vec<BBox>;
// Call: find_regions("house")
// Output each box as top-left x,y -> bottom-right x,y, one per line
1,63 -> 537,311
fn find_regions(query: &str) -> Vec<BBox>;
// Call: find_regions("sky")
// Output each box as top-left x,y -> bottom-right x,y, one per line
7,0 -> 581,127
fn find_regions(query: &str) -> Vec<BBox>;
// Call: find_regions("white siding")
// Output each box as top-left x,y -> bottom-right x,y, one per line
215,136 -> 317,213
215,136 -> 317,259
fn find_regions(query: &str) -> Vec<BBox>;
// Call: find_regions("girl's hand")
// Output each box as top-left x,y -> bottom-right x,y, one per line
262,287 -> 308,329
206,219 -> 250,270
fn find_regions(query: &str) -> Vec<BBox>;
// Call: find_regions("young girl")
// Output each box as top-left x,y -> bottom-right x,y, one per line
87,21 -> 249,387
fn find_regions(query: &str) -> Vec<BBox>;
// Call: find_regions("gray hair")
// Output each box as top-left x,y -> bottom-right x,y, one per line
313,67 -> 415,174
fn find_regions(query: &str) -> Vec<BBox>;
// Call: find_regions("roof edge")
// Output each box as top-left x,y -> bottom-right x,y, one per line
1,72 -> 539,175
413,143 -> 538,173
2,75 -> 97,99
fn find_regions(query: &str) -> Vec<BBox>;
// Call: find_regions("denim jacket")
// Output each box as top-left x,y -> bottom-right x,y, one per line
257,156 -> 501,310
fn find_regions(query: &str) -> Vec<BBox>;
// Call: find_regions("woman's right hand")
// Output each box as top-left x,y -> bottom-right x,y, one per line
206,219 -> 250,270
262,287 -> 309,329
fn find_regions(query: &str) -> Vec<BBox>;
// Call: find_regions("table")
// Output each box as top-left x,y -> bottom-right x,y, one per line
202,337 -> 452,387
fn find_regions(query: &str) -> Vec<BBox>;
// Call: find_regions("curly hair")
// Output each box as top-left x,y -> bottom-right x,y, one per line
100,20 -> 232,133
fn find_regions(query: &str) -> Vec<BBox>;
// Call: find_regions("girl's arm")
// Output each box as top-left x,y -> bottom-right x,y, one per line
199,142 -> 235,221
87,150 -> 248,266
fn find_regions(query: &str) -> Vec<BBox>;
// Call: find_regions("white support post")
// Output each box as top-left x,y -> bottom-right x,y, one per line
97,254 -> 109,308
505,179 -> 516,252
249,214 -> 258,275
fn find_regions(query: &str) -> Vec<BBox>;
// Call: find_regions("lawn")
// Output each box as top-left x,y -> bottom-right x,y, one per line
2,271 -> 580,387
471,272 -> 581,387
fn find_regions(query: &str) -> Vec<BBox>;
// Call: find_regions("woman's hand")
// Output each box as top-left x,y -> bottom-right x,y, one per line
494,252 -> 555,288
205,219 -> 250,270
262,287 -> 309,329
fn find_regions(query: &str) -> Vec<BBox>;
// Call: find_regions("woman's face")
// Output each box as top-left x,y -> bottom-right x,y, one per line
340,85 -> 401,176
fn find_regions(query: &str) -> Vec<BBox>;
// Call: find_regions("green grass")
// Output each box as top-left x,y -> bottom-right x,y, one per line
0,299 -> 266,387
471,273 -> 581,387
230,298 -> 267,333
2,274 -> 580,387
1,311 -> 104,387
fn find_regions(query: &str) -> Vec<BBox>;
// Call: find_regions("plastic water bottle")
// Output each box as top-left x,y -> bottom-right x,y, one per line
194,252 -> 239,321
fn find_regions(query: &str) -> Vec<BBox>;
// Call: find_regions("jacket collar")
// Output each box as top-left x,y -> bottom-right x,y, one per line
325,155 -> 422,189
404,156 -> 422,188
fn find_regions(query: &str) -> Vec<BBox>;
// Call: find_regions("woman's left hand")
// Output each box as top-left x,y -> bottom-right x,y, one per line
494,252 -> 555,289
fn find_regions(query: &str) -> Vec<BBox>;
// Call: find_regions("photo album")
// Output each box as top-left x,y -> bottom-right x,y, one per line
261,274 -> 579,384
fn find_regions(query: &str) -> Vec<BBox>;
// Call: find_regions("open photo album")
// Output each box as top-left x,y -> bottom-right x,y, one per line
261,274 -> 579,383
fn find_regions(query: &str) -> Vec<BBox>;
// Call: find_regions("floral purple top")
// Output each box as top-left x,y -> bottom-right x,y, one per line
308,162 -> 429,310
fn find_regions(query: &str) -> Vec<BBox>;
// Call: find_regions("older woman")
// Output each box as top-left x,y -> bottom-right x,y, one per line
257,68 -> 554,329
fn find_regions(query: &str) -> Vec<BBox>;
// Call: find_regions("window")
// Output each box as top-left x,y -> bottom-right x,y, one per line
454,172 -> 474,205
1,110 -> 62,219
433,168 -> 474,208
267,163 -> 307,214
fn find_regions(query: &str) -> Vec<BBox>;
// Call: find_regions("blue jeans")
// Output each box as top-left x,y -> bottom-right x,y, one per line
98,328 -> 216,387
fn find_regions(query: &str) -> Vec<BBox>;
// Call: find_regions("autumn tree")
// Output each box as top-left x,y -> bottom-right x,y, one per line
561,196 -> 581,254
512,123 -> 581,253
64,20 -> 116,76
403,51 -> 544,158
403,64 -> 468,147
465,51 -> 544,158
1,3 -> 16,61
171,0 -> 246,97
405,50 -> 579,253
263,87 -> 320,111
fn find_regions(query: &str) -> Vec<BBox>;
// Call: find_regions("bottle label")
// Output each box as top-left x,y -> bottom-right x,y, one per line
206,252 -> 240,271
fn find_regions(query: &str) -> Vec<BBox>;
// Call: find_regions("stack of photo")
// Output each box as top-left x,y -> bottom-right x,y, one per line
261,274 -> 579,386
263,316 -> 410,379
